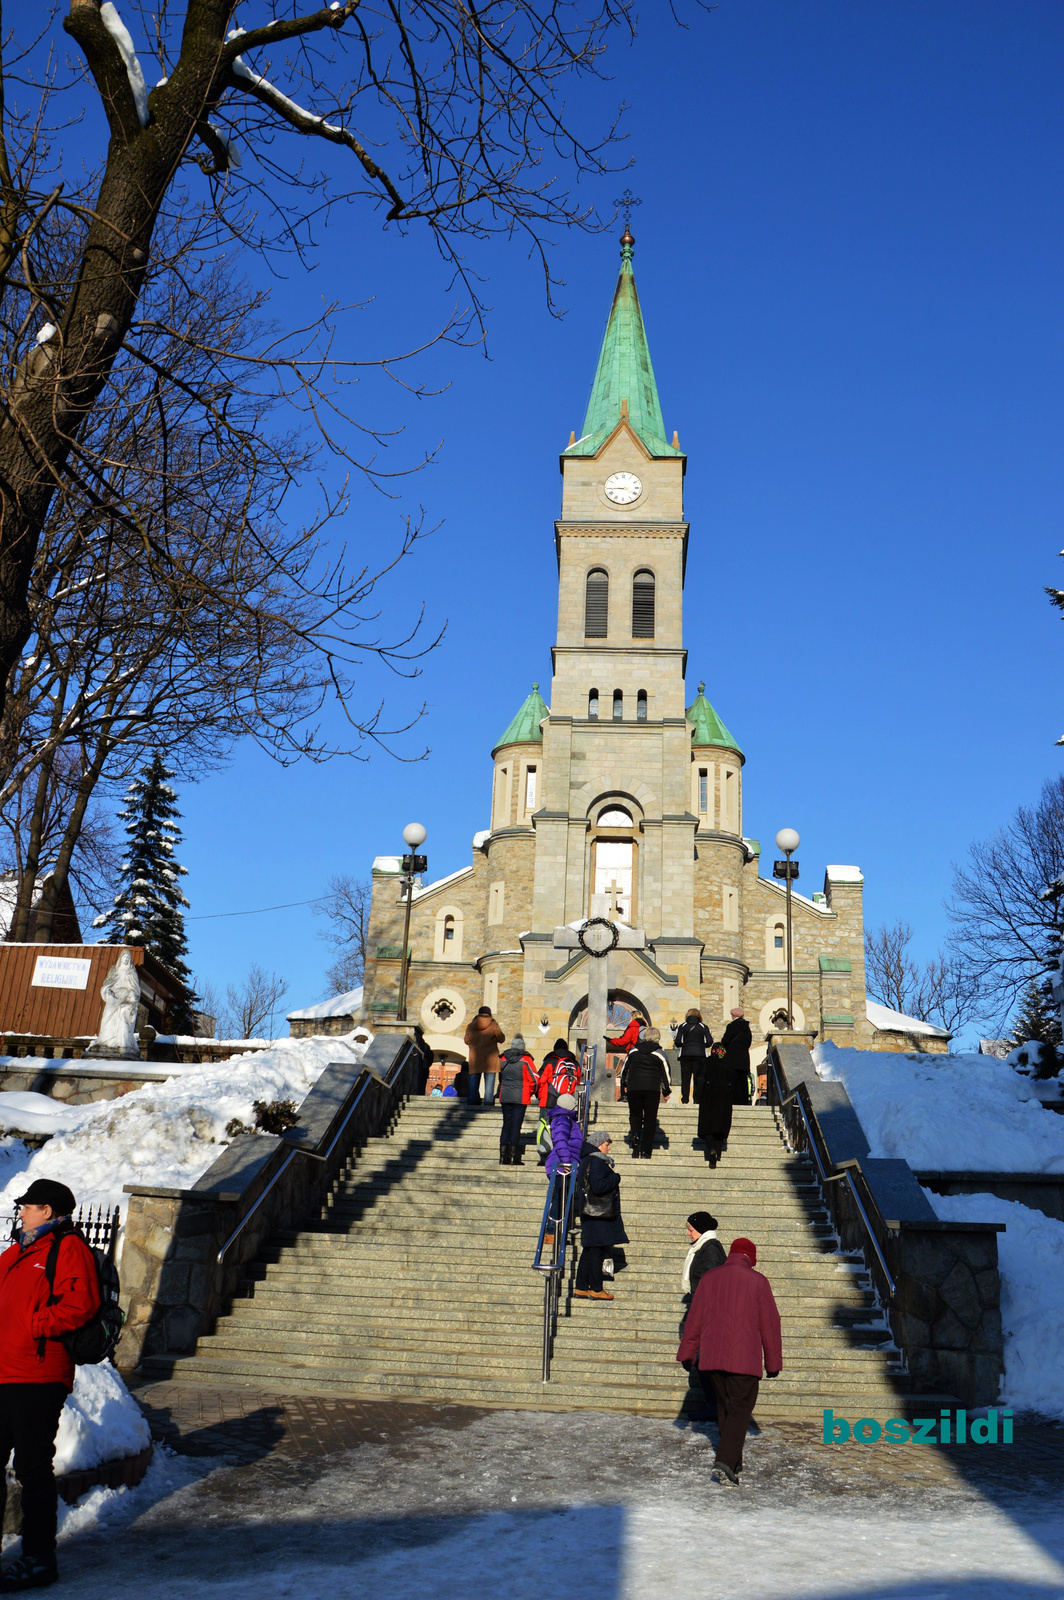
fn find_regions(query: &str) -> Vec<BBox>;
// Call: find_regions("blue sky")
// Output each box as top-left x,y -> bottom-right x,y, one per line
149,0 -> 1063,1032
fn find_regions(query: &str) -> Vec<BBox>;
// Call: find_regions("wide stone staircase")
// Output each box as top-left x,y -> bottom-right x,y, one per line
147,1097 -> 928,1420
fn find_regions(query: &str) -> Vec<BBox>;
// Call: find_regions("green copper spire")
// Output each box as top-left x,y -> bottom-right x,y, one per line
687,682 -> 743,759
493,682 -> 549,753
565,229 -> 682,460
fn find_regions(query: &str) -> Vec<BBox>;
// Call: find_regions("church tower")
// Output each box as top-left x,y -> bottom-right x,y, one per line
522,224 -> 706,1033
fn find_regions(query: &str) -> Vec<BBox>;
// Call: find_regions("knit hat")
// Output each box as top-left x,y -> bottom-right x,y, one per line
16,1179 -> 75,1216
687,1211 -> 718,1234
588,1129 -> 612,1147
553,1038 -> 569,1052
730,1237 -> 757,1265
556,1093 -> 578,1111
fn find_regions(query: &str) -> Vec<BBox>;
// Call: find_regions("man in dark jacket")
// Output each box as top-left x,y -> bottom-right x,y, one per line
0,1178 -> 100,1590
618,1028 -> 671,1159
677,1237 -> 782,1486
672,1010 -> 714,1105
574,1131 -> 627,1300
680,1209 -> 726,1417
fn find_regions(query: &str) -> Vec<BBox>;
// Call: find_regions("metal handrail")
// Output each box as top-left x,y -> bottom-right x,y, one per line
768,1047 -> 896,1299
824,1170 -> 896,1296
216,1048 -> 410,1266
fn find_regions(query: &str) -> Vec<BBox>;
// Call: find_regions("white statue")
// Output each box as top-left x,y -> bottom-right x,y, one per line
88,950 -> 142,1059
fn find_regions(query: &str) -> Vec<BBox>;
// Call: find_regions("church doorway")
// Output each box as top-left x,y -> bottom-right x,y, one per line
570,991 -> 649,1084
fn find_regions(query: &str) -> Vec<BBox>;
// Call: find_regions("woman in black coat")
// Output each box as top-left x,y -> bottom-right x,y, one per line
672,1010 -> 714,1105
721,1008 -> 754,1106
696,1039 -> 734,1167
574,1131 -> 628,1299
619,1028 -> 672,1160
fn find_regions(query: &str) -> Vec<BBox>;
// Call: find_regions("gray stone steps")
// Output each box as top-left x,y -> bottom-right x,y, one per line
153,1092 -> 906,1422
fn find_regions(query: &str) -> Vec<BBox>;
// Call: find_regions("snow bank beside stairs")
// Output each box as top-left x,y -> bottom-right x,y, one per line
0,1032 -> 370,1221
813,1040 -> 1064,1173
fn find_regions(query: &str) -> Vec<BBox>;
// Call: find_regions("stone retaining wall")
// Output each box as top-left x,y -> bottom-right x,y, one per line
117,1034 -> 417,1371
918,1170 -> 1064,1225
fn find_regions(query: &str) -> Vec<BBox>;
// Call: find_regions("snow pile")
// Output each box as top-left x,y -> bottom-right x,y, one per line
0,1033 -> 371,1218
56,1363 -> 151,1475
924,1188 -> 1064,1420
0,1092 -> 94,1136
814,1039 -> 1064,1172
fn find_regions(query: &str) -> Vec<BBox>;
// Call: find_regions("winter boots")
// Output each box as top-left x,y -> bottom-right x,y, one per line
499,1142 -> 526,1165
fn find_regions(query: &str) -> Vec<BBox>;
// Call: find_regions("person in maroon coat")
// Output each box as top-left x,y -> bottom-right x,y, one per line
676,1236 -> 782,1485
0,1178 -> 100,1590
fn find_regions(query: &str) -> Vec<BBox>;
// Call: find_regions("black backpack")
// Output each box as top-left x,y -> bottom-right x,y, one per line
42,1225 -> 125,1366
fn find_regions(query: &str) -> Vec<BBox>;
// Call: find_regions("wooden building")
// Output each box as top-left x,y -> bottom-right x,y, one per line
0,943 -> 188,1045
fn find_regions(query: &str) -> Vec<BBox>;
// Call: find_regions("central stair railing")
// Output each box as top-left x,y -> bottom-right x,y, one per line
531,1046 -> 596,1381
767,1048 -> 896,1301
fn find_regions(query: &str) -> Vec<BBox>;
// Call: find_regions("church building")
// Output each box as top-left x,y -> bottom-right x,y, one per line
363,229 -> 910,1069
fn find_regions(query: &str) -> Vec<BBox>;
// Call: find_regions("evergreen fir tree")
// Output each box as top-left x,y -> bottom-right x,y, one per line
95,756 -> 194,1028
1010,977 -> 1062,1048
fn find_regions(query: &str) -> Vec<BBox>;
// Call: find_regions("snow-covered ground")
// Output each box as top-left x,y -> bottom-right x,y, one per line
22,1408 -> 1064,1599
814,1039 -> 1064,1172
925,1187 -> 1064,1422
56,1363 -> 151,1475
0,1033 -> 370,1223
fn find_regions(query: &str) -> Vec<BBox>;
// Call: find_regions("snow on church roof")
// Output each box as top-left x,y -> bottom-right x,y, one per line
287,986 -> 363,1022
866,999 -> 951,1039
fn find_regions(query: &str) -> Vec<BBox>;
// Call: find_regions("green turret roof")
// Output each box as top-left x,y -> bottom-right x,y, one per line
687,682 -> 743,758
564,230 -> 682,460
494,682 -> 548,752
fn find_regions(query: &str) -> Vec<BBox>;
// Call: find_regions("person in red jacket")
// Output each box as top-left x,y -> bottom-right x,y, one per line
536,1040 -> 580,1109
0,1178 -> 100,1591
676,1236 -> 782,1486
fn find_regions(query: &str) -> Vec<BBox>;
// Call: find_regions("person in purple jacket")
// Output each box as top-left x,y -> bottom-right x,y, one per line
543,1093 -> 585,1245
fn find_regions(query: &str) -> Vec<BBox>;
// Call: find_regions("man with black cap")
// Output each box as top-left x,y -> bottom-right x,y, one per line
0,1178 -> 100,1590
679,1212 -> 725,1417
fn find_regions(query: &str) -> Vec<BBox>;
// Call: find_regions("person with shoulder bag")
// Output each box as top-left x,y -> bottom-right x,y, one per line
618,1028 -> 672,1160
0,1179 -> 103,1591
573,1131 -> 628,1300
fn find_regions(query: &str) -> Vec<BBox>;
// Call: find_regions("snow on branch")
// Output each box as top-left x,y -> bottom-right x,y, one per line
100,4 -> 150,127
230,57 -> 342,136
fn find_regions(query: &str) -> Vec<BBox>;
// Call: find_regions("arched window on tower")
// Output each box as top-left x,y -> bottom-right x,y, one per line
636,690 -> 648,721
585,569 -> 609,637
632,570 -> 655,638
612,689 -> 624,721
588,688 -> 599,719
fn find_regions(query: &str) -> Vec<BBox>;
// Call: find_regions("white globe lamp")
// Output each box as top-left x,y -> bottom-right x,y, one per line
403,822 -> 427,847
775,827 -> 800,855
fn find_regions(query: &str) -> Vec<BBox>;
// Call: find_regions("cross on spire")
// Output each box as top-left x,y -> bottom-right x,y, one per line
614,188 -> 641,231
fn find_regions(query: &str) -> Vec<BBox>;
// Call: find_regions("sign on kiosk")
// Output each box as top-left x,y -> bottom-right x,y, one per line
31,955 -> 92,990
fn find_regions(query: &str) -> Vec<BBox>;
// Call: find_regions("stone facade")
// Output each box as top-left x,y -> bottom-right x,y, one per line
364,234 -> 879,1066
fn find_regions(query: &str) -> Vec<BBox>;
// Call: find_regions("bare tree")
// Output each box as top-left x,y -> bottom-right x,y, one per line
866,919 -> 981,1035
948,775 -> 1064,1025
0,2 -> 639,732
225,964 -> 289,1040
315,873 -> 370,993
865,920 -> 918,1014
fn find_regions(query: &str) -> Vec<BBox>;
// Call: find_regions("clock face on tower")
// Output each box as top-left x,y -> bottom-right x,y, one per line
603,471 -> 642,505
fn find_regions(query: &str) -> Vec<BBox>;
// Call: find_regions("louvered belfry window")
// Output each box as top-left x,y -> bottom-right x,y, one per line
585,569 -> 609,637
632,570 -> 655,638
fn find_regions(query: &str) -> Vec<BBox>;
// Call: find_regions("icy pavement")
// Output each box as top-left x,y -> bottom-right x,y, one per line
21,1405 -> 1064,1598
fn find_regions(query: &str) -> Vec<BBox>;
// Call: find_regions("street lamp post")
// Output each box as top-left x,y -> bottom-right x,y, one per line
395,822 -> 427,1023
773,828 -> 800,1029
